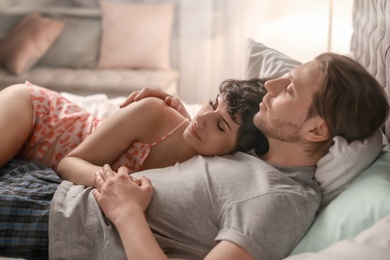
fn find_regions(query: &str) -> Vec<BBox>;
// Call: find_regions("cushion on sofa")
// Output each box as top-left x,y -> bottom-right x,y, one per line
39,15 -> 101,68
0,67 -> 179,97
0,12 -> 64,75
98,1 -> 174,70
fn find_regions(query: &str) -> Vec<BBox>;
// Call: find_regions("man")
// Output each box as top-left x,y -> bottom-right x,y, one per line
92,53 -> 389,259
1,53 -> 388,260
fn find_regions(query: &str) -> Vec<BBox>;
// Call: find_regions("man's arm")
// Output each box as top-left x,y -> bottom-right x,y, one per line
94,165 -> 254,260
206,241 -> 254,260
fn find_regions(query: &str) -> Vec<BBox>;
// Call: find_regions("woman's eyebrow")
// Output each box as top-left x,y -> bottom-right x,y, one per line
217,96 -> 232,130
221,114 -> 231,130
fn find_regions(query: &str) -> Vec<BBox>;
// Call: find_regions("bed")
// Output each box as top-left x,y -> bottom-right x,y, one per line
1,0 -> 389,259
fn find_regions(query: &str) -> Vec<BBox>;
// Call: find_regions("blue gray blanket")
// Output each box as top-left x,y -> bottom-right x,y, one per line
0,159 -> 61,259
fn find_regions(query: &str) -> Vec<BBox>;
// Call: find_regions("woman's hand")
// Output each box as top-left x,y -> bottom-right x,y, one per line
120,88 -> 172,108
93,164 -> 153,225
120,88 -> 190,119
164,96 -> 191,119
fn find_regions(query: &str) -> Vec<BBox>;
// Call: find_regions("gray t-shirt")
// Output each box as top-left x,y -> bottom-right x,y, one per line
49,152 -> 320,260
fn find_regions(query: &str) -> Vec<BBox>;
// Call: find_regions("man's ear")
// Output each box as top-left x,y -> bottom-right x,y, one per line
303,116 -> 329,142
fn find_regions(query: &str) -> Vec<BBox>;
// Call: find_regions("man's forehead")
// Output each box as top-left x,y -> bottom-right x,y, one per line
290,60 -> 321,84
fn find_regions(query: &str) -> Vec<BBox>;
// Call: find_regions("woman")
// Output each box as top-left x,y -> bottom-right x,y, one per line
0,79 -> 268,187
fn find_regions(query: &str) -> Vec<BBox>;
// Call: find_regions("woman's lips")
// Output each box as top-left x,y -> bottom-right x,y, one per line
190,122 -> 201,140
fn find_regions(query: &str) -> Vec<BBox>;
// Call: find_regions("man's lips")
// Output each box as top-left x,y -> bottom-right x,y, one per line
261,96 -> 270,110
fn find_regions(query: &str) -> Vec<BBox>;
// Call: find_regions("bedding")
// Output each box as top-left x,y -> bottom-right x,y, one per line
0,159 -> 61,259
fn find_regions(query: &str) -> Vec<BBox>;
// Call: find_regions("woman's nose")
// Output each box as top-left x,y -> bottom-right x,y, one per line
196,112 -> 210,128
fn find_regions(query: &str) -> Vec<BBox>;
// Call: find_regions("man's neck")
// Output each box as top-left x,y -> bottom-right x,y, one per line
260,138 -> 320,167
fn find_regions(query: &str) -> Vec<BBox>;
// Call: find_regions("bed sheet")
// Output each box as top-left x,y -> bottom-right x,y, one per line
61,92 -> 202,120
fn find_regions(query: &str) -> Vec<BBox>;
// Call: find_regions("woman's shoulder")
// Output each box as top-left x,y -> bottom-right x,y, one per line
133,97 -> 169,111
136,97 -> 185,120
118,98 -> 186,134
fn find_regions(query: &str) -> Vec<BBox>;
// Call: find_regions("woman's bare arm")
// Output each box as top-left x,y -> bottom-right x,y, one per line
56,98 -> 166,187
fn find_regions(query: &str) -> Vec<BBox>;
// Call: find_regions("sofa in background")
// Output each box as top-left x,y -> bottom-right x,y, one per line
0,1 -> 179,97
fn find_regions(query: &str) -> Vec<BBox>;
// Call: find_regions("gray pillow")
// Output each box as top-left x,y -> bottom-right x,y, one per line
39,15 -> 101,68
242,38 -> 302,79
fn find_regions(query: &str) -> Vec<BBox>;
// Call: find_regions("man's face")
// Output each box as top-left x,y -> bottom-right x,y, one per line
254,60 -> 322,142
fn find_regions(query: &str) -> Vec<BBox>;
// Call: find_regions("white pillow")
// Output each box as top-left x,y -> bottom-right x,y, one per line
243,38 -> 385,208
315,129 -> 384,209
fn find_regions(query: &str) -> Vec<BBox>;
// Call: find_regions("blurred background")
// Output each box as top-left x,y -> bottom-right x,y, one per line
0,0 -> 353,104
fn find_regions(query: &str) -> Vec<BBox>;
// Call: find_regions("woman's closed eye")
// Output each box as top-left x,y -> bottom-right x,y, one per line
208,97 -> 226,132
217,121 -> 224,131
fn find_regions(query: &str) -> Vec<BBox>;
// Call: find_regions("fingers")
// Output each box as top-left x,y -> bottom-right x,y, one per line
120,88 -> 155,108
164,96 -> 178,109
94,164 -> 148,194
102,164 -> 116,179
93,170 -> 105,200
120,88 -> 172,108
130,175 -> 141,186
117,165 -> 129,175
120,91 -> 139,108
94,171 -> 104,192
140,175 -> 152,188
95,165 -> 123,187
140,176 -> 153,197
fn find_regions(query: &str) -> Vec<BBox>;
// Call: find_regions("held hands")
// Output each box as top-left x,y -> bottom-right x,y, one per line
120,88 -> 190,119
93,164 -> 153,226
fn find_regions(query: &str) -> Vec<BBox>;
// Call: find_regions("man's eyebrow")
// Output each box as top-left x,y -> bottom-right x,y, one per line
288,73 -> 297,93
288,73 -> 294,83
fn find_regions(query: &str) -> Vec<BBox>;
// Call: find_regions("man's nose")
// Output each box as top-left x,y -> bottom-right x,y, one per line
265,78 -> 287,96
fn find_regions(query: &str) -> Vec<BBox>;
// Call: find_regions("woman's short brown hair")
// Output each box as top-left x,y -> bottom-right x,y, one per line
219,78 -> 269,155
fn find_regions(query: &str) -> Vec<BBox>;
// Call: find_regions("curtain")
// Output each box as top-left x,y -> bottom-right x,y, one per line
10,0 -> 262,104
167,0 -> 262,104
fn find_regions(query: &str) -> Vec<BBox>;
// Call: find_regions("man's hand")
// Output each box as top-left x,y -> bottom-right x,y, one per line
93,164 -> 153,226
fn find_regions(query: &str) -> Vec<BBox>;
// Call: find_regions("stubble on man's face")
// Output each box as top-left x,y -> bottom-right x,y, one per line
254,60 -> 322,144
254,114 -> 303,142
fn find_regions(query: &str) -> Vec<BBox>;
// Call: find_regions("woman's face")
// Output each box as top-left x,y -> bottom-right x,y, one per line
183,94 -> 241,156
